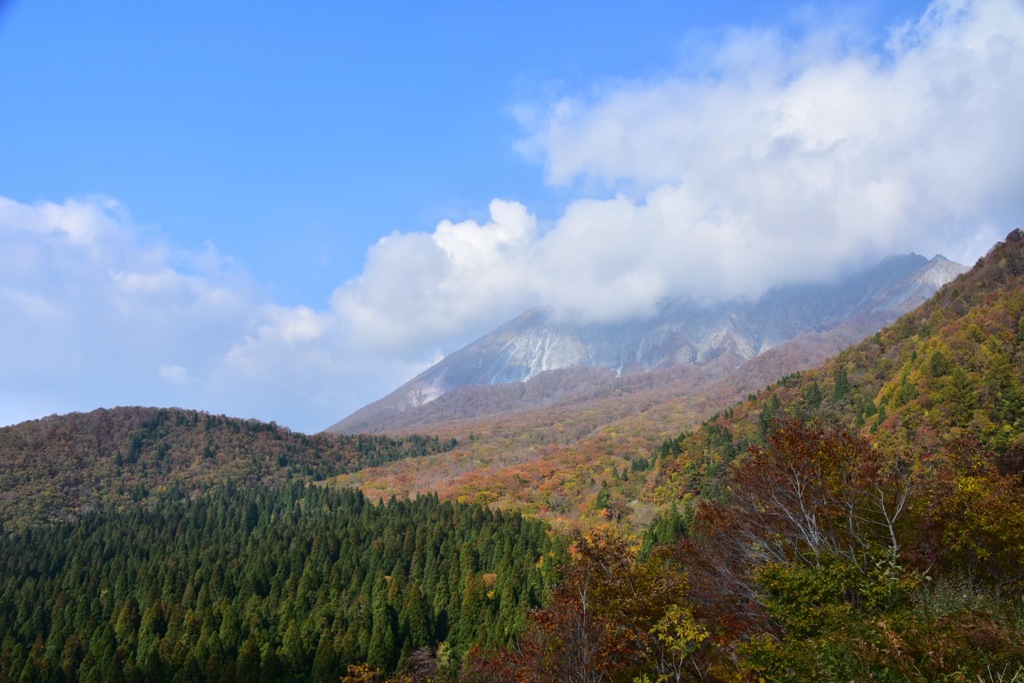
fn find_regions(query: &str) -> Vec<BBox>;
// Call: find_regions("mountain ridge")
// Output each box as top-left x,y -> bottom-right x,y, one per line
331,253 -> 966,434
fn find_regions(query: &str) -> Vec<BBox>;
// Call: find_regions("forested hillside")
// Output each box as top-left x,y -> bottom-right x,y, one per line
0,407 -> 455,531
0,483 -> 561,681
653,228 -> 1024,504
312,230 -> 1024,681
586,229 -> 1024,679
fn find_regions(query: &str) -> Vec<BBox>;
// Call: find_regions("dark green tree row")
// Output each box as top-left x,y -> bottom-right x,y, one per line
0,482 -> 561,681
0,406 -> 457,531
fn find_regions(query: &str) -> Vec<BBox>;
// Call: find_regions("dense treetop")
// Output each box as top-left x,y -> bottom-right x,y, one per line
0,482 -> 560,681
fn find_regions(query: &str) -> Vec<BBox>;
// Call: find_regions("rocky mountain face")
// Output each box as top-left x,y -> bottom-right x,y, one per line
330,253 -> 967,434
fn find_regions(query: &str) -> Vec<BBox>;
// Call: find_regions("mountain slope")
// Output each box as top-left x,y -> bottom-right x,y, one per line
611,230 -> 1024,683
0,406 -> 455,531
653,228 -> 1024,501
332,254 -> 966,434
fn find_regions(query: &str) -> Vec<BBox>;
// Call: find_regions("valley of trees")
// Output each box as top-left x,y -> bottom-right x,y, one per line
3,231 -> 1024,680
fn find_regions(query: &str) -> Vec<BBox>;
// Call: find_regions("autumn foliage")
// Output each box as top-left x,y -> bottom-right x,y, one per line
475,419 -> 1024,681
465,531 -> 712,682
684,421 -> 1024,679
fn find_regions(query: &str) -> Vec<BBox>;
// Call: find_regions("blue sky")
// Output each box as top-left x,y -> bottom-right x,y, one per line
3,0 -> 840,305
1,0 -> 1022,432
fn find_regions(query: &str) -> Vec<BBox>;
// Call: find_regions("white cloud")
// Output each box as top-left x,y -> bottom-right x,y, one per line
0,197 -> 252,392
333,0 -> 1024,333
330,199 -> 538,352
0,195 -> 128,246
508,0 -> 1023,311
2,0 -> 1022,432
0,196 -> 452,431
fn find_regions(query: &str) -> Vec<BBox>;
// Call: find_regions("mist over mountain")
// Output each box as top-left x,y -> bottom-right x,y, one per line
331,252 -> 966,434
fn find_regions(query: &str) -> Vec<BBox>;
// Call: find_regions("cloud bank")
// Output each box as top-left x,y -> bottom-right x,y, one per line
357,0 -> 1022,329
2,0 -> 1022,431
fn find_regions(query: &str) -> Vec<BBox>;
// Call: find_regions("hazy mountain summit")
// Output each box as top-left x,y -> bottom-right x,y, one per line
330,253 -> 966,434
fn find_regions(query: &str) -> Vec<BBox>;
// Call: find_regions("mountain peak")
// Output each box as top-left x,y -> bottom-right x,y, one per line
915,254 -> 969,288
